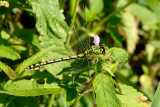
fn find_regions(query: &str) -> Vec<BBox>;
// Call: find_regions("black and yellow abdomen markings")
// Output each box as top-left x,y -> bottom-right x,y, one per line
25,55 -> 84,71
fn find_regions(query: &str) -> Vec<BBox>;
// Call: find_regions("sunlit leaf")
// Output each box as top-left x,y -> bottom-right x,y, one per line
93,73 -> 121,107
108,47 -> 128,64
117,84 -> 151,107
1,29 -> 10,40
0,72 -> 62,96
28,0 -> 69,39
0,79 -> 61,96
0,61 -> 16,80
12,45 -> 27,51
0,45 -> 21,60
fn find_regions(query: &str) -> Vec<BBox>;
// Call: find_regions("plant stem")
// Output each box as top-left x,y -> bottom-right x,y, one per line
48,94 -> 55,107
66,0 -> 80,47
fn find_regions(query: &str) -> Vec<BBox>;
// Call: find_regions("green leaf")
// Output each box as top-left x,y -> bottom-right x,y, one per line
15,45 -> 55,76
36,37 -> 72,76
65,88 -> 78,102
108,28 -> 122,47
0,45 -> 21,60
121,11 -> 139,53
0,61 -> 16,80
93,73 -> 121,107
151,82 -> 160,107
108,47 -> 128,64
0,72 -> 61,96
103,62 -> 119,76
90,0 -> 104,14
146,0 -> 160,22
117,84 -> 151,107
28,0 -> 69,39
81,7 -> 97,22
1,29 -> 10,40
12,45 -> 27,52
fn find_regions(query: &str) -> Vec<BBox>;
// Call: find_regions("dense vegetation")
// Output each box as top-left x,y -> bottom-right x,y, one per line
0,0 -> 160,107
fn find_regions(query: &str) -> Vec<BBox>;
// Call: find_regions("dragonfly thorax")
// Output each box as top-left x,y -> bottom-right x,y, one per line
82,44 -> 107,58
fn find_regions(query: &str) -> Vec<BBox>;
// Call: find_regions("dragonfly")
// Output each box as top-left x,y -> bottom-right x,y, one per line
25,35 -> 108,71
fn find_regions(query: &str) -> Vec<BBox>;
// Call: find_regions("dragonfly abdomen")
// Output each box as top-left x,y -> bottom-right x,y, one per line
25,55 -> 84,71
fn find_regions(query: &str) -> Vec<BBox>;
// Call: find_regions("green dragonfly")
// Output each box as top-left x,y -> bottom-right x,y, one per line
25,35 -> 109,71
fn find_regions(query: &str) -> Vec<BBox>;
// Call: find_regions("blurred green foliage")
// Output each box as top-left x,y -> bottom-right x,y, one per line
0,0 -> 160,106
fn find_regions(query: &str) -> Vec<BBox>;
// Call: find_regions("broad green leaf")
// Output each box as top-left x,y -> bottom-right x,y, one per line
146,0 -> 160,22
0,79 -> 61,96
93,73 -> 121,107
151,82 -> 160,107
127,3 -> 159,30
108,47 -> 128,64
28,0 -> 69,39
121,11 -> 139,53
0,45 -> 21,60
0,61 -> 16,80
0,72 -> 61,96
15,45 -> 55,76
90,0 -> 104,14
117,84 -> 151,107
